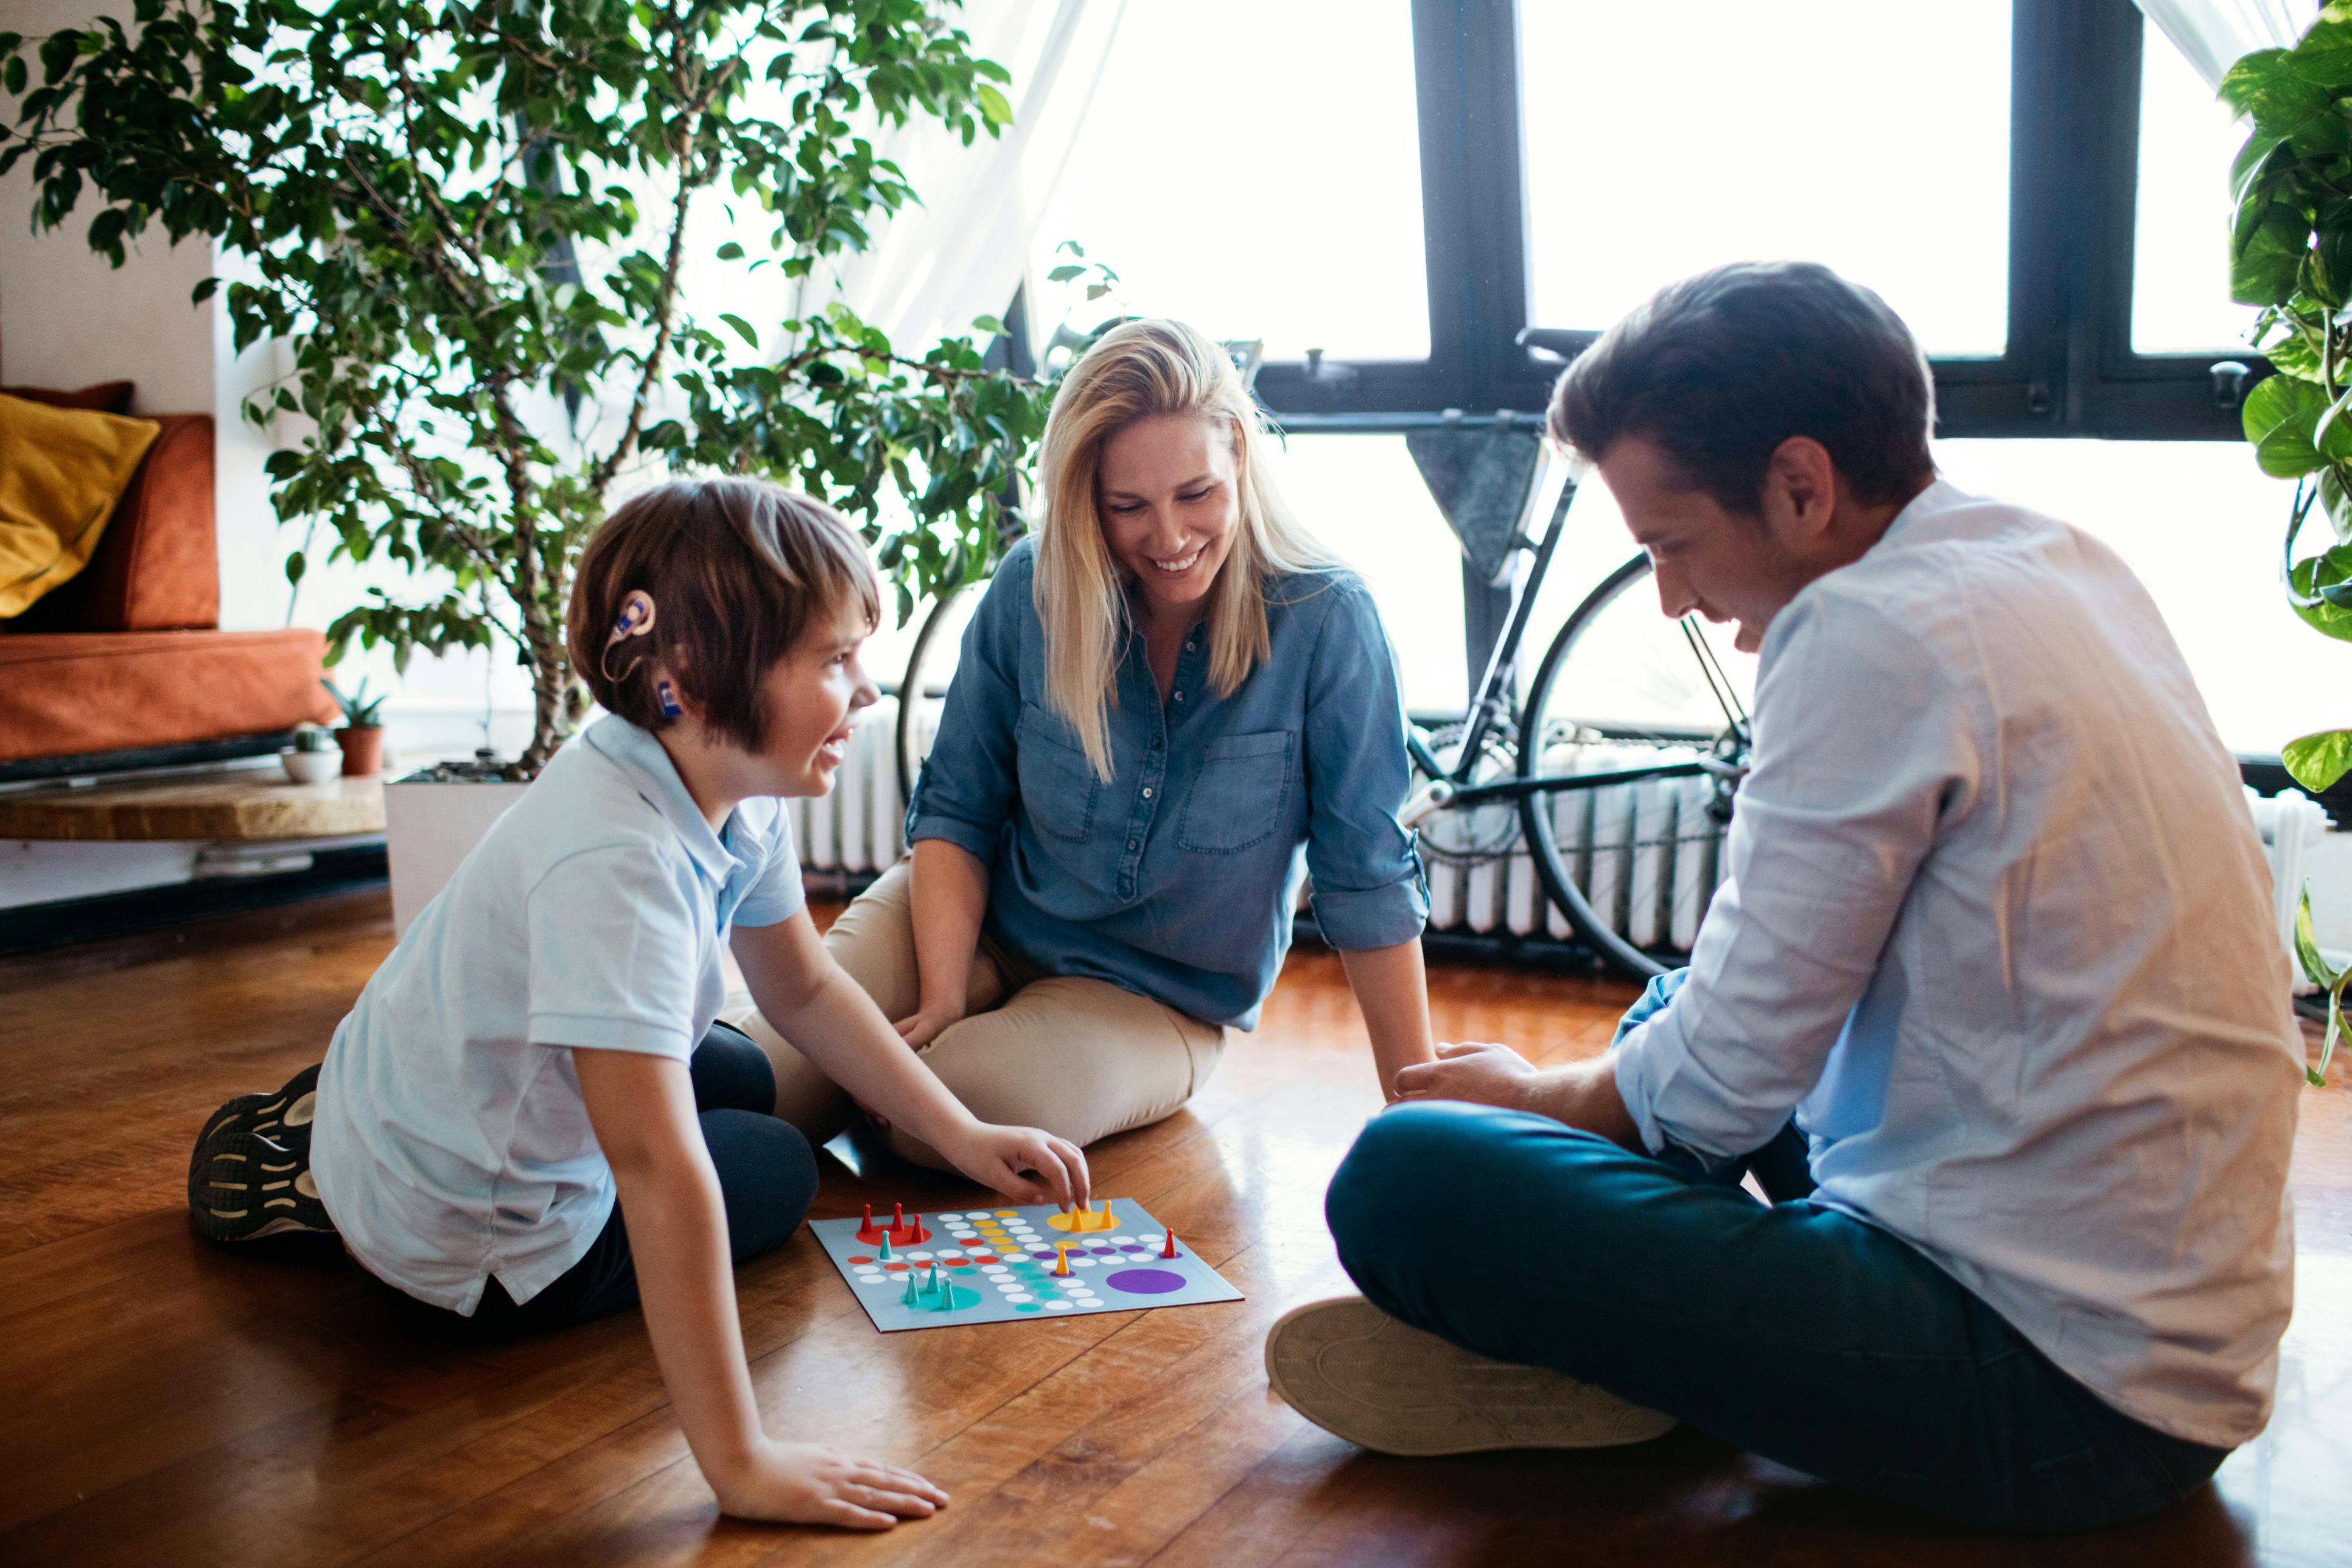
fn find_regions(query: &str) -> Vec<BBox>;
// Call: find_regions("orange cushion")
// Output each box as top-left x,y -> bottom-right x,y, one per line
0,629 -> 341,763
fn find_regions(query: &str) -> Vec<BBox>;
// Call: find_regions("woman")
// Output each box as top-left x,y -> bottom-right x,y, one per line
736,319 -> 1433,1163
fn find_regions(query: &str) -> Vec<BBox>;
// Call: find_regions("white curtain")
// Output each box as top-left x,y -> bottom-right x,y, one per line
2134,0 -> 2315,89
799,0 -> 1127,354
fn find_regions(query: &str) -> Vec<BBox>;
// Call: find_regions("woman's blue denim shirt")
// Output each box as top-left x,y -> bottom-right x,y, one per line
906,539 -> 1428,1030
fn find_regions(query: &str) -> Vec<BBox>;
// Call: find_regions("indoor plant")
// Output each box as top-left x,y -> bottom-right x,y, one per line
321,677 -> 388,777
281,722 -> 339,785
1,0 -> 1060,779
2222,3 -> 2352,1078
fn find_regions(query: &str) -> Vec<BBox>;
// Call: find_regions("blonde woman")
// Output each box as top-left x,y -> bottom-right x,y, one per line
738,319 -> 1434,1163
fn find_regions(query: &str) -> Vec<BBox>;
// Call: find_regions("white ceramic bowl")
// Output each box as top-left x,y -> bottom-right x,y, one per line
281,749 -> 341,784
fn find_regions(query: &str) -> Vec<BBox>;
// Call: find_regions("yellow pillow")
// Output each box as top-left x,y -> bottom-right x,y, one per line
0,391 -> 161,618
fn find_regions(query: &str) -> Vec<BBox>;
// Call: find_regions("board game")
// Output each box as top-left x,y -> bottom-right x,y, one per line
811,1199 -> 1243,1332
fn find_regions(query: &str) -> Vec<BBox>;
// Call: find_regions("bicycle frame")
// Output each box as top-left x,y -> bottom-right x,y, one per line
1399,444 -> 1745,829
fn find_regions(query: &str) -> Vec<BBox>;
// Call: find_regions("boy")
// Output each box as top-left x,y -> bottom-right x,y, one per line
191,478 -> 1089,1528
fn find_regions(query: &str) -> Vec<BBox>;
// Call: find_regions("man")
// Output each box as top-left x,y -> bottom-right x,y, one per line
1266,262 -> 2303,1531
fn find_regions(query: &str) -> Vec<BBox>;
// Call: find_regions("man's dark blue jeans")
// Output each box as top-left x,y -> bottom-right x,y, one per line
1326,970 -> 2231,1532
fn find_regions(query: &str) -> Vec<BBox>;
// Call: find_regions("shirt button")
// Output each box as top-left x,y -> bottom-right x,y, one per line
1185,640 -> 1195,652
1142,787 -> 1153,799
1129,839 -> 1140,851
1173,691 -> 1185,702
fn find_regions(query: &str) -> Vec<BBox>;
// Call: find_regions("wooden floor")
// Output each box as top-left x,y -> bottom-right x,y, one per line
1,890 -> 2347,1567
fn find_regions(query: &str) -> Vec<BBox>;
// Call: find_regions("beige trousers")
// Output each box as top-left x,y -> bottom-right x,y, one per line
723,859 -> 1227,1168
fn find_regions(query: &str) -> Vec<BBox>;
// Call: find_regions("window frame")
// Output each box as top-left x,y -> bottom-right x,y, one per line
1248,0 -> 2261,441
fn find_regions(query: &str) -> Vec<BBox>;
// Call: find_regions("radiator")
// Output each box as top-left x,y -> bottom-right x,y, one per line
1419,740 -> 1727,956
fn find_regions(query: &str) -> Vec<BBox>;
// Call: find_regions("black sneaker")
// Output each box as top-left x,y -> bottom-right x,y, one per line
188,1064 -> 334,1242
194,1062 -> 320,1160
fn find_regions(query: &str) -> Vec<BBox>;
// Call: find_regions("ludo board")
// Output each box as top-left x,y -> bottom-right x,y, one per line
810,1199 -> 1243,1332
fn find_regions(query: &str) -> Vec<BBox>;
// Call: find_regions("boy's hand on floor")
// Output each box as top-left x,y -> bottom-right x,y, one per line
711,1440 -> 947,1529
937,1121 -> 1091,1209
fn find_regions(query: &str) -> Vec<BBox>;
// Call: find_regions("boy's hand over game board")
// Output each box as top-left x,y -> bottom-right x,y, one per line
712,1440 -> 948,1528
936,1120 -> 1090,1209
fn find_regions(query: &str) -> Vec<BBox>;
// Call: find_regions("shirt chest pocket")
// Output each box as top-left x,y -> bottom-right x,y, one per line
1178,729 -> 1296,854
1016,704 -> 1101,842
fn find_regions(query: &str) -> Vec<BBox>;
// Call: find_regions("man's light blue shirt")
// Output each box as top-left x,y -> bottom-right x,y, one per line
909,538 -> 1427,1030
1612,481 -> 2302,1448
310,716 -> 804,1315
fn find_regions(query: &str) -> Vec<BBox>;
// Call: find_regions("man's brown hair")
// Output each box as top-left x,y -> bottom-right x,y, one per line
567,477 -> 878,751
1547,261 -> 1936,513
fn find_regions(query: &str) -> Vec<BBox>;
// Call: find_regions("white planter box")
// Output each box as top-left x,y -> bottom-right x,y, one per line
384,777 -> 531,937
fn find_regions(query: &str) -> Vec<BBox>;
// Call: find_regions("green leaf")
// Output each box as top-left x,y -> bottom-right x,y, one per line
2245,372 -> 2329,475
975,83 -> 1012,127
2289,544 -> 2352,637
715,240 -> 744,261
2315,980 -> 2344,1087
718,312 -> 760,347
2286,729 -> 2352,791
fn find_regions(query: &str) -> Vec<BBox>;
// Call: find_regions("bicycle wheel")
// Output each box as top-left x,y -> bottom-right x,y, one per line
894,581 -> 983,810
1517,554 -> 1757,980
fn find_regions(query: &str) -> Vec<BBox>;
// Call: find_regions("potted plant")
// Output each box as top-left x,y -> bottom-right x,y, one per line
281,723 -> 340,785
4,1 -> 1073,921
320,677 -> 388,778
2219,5 -> 2352,1079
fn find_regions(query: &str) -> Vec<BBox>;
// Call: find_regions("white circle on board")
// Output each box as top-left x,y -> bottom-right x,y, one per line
936,1247 -> 965,1258
1073,1258 -> 1098,1268
1111,1235 -> 1135,1244
963,1210 -> 993,1219
981,1264 -> 1009,1275
856,1275 -> 892,1287
905,1251 -> 933,1261
1045,1300 -> 1074,1311
1005,1292 -> 1034,1303
1141,1233 -> 1165,1243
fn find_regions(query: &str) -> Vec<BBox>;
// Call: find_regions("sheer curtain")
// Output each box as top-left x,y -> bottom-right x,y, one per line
2133,0 -> 2314,88
799,0 -> 1127,351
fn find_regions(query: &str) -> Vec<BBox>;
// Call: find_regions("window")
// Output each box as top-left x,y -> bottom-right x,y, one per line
1275,434 -> 1466,710
1031,0 -> 1429,362
2130,23 -> 2264,354
1517,1 -> 2014,358
1936,438 -> 2348,752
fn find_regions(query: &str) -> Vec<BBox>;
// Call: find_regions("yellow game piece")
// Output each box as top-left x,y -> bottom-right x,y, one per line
1054,1243 -> 1071,1276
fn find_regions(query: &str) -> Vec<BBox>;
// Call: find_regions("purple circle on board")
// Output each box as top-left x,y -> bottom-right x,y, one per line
1104,1267 -> 1186,1295
1087,1246 -> 1117,1256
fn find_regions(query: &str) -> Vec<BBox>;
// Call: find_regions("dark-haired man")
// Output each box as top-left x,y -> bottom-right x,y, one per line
1267,262 -> 2302,1530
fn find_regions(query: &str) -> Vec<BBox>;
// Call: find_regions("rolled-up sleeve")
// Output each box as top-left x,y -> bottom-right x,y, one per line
1301,583 -> 1429,949
906,551 -> 1029,860
1614,593 -> 1976,1161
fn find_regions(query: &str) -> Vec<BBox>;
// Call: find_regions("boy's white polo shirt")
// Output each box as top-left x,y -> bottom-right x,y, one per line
310,715 -> 805,1315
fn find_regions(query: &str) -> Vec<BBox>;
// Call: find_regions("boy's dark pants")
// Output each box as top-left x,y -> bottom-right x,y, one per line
463,1021 -> 817,1332
1325,970 -> 2231,1532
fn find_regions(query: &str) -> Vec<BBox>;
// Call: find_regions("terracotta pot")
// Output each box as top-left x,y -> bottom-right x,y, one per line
335,724 -> 386,777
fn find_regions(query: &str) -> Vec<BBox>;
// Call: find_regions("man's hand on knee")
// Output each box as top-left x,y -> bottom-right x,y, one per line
1393,1043 -> 1641,1149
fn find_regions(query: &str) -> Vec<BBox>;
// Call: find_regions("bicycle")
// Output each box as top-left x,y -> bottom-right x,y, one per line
890,421 -> 1755,982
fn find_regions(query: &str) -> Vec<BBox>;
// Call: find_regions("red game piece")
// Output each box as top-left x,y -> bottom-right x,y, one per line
1161,1231 -> 1180,1259
855,1203 -> 887,1245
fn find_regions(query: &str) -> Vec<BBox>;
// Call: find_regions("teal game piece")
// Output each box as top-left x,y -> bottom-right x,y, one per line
901,1272 -> 919,1306
877,1232 -> 894,1262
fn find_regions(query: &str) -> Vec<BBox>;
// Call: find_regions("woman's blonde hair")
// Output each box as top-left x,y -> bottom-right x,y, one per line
1034,318 -> 1341,779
